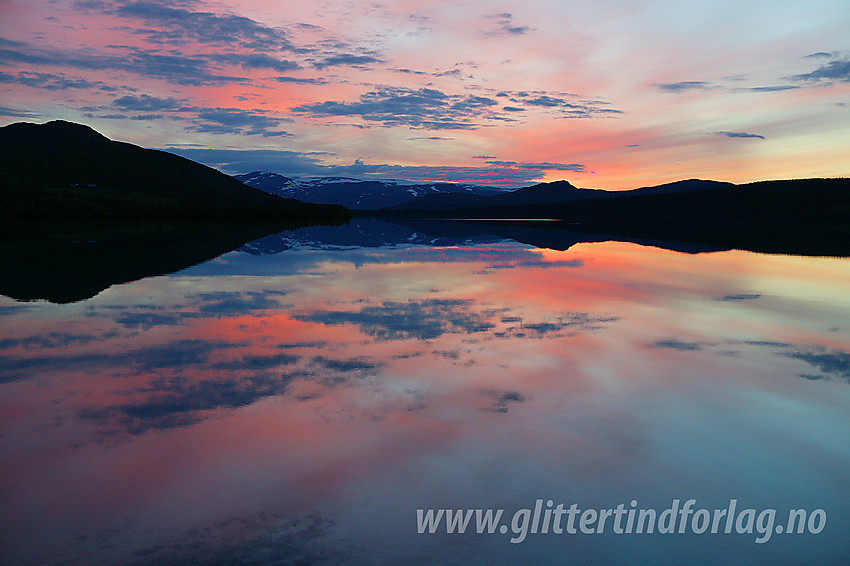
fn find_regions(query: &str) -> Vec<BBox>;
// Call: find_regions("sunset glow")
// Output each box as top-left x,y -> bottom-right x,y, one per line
1,0 -> 848,187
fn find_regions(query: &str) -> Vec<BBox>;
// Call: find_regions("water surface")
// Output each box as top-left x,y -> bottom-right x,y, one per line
2,221 -> 848,565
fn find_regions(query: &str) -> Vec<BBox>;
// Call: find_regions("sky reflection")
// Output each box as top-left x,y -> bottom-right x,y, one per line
1,235 -> 849,565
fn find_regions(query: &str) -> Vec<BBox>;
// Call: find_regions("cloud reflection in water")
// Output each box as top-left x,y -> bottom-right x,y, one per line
1,237 -> 849,565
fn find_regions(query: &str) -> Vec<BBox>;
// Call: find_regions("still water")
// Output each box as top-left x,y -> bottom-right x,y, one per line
2,221 -> 849,565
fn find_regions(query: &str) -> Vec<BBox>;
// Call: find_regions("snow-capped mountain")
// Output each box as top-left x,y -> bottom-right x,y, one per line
234,171 -> 509,210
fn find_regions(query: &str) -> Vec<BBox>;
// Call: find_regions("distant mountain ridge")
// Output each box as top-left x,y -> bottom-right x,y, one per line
386,178 -> 735,211
0,121 -> 348,219
383,177 -> 848,222
235,171 -> 508,210
370,176 -> 850,255
236,171 -> 737,211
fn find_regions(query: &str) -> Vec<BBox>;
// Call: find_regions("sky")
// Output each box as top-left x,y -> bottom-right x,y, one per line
0,0 -> 848,188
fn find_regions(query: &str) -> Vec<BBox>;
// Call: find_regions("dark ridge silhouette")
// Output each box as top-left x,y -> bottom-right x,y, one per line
385,178 -> 733,211
488,180 -> 608,205
544,178 -> 850,255
0,218 -> 345,303
0,121 -> 349,220
627,178 -> 736,195
370,178 -> 850,256
386,179 -> 595,211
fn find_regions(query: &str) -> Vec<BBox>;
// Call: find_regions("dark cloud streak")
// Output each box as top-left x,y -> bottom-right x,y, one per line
113,93 -> 181,110
105,95 -> 292,136
0,70 -> 107,90
207,53 -> 300,72
485,13 -> 531,36
0,40 -> 249,86
86,0 -> 295,50
292,86 -> 486,130
312,53 -> 383,69
791,58 -> 850,83
292,86 -> 619,129
714,131 -> 765,140
656,81 -> 711,92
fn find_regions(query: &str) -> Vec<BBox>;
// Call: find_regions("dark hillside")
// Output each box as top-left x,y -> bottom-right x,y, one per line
0,121 -> 349,219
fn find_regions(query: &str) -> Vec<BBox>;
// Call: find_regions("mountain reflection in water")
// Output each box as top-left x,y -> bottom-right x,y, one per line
1,220 -> 849,565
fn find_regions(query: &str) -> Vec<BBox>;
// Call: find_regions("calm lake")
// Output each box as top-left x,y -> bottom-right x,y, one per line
2,220 -> 849,565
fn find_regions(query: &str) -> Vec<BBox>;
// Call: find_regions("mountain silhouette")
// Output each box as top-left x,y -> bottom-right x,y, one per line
375,178 -> 850,256
0,121 -> 348,219
626,178 -> 735,196
387,178 -> 733,211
